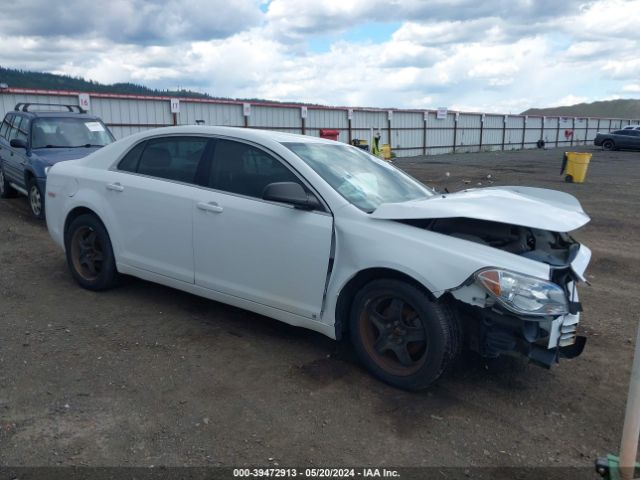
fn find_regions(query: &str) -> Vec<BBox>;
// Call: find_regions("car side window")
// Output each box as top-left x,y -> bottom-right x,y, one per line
16,117 -> 30,143
117,141 -> 147,172
0,115 -> 11,139
123,136 -> 209,184
7,115 -> 22,142
209,139 -> 301,199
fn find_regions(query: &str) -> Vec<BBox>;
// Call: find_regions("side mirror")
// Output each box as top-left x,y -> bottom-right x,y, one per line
262,182 -> 321,211
10,138 -> 27,149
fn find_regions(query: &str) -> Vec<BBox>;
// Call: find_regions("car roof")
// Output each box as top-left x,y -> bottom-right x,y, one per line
128,125 -> 340,145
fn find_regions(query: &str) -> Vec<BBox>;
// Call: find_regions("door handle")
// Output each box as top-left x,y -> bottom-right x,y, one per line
197,201 -> 223,213
106,182 -> 124,192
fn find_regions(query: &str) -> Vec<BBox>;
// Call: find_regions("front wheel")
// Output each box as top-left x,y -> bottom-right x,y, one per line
64,214 -> 119,291
349,279 -> 460,390
602,139 -> 615,151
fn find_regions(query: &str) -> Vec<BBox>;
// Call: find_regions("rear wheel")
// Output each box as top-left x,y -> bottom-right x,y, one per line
27,178 -> 44,219
0,164 -> 17,198
602,139 -> 615,151
349,279 -> 460,390
65,214 -> 119,291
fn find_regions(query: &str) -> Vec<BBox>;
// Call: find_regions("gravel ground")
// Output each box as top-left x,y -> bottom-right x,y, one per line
0,145 -> 638,476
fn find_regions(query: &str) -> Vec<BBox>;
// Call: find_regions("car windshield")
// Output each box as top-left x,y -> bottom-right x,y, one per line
31,118 -> 114,148
285,142 -> 433,211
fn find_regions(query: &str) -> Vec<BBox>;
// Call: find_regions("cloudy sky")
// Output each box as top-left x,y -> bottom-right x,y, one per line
1,0 -> 639,112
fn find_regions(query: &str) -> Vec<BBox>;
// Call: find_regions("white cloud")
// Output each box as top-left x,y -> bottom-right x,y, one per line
1,0 -> 639,113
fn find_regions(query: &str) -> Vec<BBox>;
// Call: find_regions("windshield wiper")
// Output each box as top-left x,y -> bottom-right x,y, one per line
36,145 -> 69,148
69,144 -> 106,148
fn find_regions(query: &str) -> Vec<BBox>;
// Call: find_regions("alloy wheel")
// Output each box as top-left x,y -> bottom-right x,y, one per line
70,226 -> 104,281
358,295 -> 428,376
29,185 -> 42,216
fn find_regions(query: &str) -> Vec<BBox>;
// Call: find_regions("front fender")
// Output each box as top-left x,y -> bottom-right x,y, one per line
323,215 -> 551,327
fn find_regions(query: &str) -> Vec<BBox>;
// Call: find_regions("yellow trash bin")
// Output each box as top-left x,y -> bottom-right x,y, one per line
562,152 -> 592,183
382,144 -> 392,160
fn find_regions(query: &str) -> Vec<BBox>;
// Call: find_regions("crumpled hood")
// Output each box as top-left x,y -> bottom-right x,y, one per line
33,147 -> 102,165
371,186 -> 590,232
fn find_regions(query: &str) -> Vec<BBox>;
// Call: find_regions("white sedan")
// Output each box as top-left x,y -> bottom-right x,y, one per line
45,126 -> 591,390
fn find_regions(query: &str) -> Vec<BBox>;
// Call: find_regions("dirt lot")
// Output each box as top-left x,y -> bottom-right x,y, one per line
1,146 -> 639,475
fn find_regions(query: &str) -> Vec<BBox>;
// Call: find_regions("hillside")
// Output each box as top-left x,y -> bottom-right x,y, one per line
522,99 -> 640,119
0,66 -> 214,99
0,67 -> 323,106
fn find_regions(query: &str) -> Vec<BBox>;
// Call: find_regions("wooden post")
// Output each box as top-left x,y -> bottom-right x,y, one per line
540,117 -> 544,145
172,112 -> 177,126
301,117 -> 306,135
348,118 -> 352,144
571,117 -> 575,147
521,116 -> 526,149
555,117 -> 560,148
479,114 -> 484,151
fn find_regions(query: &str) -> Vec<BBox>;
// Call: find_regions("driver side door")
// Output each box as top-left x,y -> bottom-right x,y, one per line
192,138 -> 334,320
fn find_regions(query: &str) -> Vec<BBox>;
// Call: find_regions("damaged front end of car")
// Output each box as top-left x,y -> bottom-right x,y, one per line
371,186 -> 592,368
431,217 -> 591,368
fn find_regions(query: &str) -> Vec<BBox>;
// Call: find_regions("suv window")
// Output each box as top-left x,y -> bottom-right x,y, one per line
120,136 -> 209,184
16,117 -> 30,143
7,115 -> 22,142
209,139 -> 301,198
0,115 -> 11,139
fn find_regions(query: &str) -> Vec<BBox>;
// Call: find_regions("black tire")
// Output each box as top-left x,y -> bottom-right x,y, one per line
564,174 -> 573,183
64,213 -> 119,291
602,139 -> 615,151
349,279 -> 460,391
0,164 -> 17,198
27,178 -> 45,219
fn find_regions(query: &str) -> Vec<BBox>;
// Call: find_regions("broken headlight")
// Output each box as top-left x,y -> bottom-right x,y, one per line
475,268 -> 568,316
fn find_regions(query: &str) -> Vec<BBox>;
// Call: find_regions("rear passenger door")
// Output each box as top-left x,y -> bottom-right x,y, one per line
103,135 -> 211,283
192,138 -> 333,320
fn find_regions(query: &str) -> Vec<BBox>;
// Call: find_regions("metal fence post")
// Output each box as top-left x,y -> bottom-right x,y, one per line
619,320 -> 640,480
501,115 -> 507,150
556,117 -> 560,148
452,113 -> 458,153
585,118 -> 589,144
479,113 -> 484,151
422,112 -> 428,156
521,116 -> 526,149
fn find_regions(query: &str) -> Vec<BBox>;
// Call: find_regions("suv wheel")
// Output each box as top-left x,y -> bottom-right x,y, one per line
0,165 -> 17,198
349,279 -> 460,391
65,214 -> 119,291
27,178 -> 45,219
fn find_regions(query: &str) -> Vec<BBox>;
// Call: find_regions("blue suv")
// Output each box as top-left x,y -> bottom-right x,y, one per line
0,103 -> 115,218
